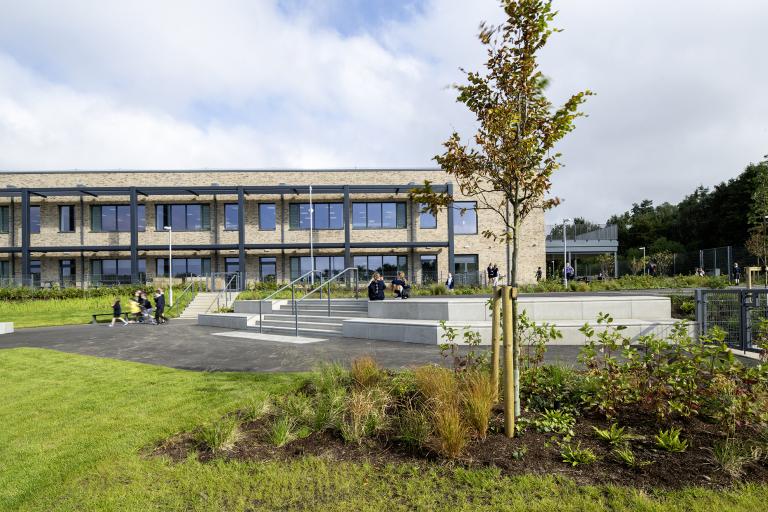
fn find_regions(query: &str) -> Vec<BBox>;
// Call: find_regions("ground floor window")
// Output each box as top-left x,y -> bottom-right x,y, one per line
420,255 -> 437,284
29,259 -> 41,286
59,259 -> 76,286
454,254 -> 479,285
0,260 -> 10,284
354,254 -> 408,281
260,257 -> 277,282
91,259 -> 146,285
290,256 -> 345,280
156,257 -> 211,277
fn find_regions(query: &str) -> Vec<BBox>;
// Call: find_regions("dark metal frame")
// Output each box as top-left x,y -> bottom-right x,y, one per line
1,183 -> 454,283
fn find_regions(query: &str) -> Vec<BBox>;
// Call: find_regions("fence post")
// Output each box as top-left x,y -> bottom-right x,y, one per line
491,287 -> 501,401
694,288 -> 705,337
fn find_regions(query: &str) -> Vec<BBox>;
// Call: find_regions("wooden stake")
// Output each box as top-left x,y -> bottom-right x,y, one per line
502,285 -> 515,437
491,286 -> 501,400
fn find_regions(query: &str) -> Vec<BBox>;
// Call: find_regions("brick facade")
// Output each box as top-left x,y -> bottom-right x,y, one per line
0,170 -> 545,286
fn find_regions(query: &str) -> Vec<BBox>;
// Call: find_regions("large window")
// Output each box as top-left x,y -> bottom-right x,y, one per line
290,255 -> 345,280
419,203 -> 437,229
29,259 -> 41,286
259,203 -> 276,230
289,203 -> 343,230
59,205 -> 75,232
454,254 -> 479,285
30,206 -> 40,233
59,259 -> 76,285
453,201 -> 477,234
352,202 -> 407,229
91,205 -> 146,232
91,259 -> 146,284
353,254 -> 408,280
260,257 -> 277,282
0,206 -> 9,233
156,257 -> 211,277
156,204 -> 210,231
420,255 -> 437,284
224,204 -> 239,230
0,260 -> 9,281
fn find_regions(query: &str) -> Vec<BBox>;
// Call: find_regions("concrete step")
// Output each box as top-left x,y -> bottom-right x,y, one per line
271,309 -> 368,318
253,323 -> 343,337
263,314 -> 351,324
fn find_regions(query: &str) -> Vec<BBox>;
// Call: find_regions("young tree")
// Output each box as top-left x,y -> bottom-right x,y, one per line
411,0 -> 591,435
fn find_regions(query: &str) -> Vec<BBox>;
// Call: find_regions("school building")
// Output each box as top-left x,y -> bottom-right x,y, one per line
0,169 -> 545,288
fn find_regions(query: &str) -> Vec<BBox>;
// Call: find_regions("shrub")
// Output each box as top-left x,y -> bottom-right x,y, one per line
592,423 -> 641,447
432,402 -> 468,459
339,388 -> 389,444
428,283 -> 449,296
278,393 -> 313,426
390,369 -> 418,399
655,428 -> 688,452
350,356 -> 384,389
268,416 -> 296,447
394,405 -> 431,449
311,386 -> 347,432
307,362 -> 350,396
414,365 -> 458,406
710,438 -> 754,478
560,443 -> 597,466
197,417 -> 241,454
532,409 -> 576,436
240,395 -> 271,422
461,371 -> 496,440
612,446 -> 651,469
521,365 -> 585,413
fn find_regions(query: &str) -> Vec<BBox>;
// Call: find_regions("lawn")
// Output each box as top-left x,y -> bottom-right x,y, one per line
0,287 -> 194,328
2,348 -> 766,511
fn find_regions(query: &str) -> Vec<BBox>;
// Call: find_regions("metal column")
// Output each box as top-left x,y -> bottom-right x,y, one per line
446,183 -> 455,276
237,187 -> 246,286
343,185 -> 351,269
129,187 -> 139,283
20,189 -> 30,280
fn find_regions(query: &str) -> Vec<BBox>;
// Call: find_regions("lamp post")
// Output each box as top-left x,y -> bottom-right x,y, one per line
562,218 -> 571,287
164,226 -> 173,306
640,246 -> 646,275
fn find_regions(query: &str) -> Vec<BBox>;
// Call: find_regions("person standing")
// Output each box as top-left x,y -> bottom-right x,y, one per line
535,267 -> 543,282
154,288 -> 167,324
109,298 -> 129,327
445,272 -> 454,291
491,264 -> 500,286
733,263 -> 741,285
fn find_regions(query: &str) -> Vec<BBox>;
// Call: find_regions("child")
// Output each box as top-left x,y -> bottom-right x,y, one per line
109,298 -> 129,327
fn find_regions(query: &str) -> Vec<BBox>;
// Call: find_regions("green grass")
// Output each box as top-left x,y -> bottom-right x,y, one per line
2,348 -> 767,511
0,287 -> 194,328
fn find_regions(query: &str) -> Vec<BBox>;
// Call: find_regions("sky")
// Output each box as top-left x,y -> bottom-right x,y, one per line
0,0 -> 766,224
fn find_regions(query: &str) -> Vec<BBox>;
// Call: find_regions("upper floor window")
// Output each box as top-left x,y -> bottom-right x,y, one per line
352,202 -> 406,229
224,204 -> 239,231
156,204 -> 210,231
259,203 -> 276,230
91,205 -> 145,232
419,203 -> 437,229
30,206 -> 41,234
0,206 -> 9,233
59,205 -> 75,232
453,201 -> 477,235
289,203 -> 342,230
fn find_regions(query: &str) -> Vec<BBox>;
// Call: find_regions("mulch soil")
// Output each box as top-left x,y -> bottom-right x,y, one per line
151,408 -> 768,491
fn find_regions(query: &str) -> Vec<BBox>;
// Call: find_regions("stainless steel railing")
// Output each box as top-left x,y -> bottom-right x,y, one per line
291,268 -> 360,335
258,271 -> 315,333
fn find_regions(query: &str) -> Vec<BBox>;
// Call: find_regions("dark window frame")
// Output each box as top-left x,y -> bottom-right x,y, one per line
418,203 -> 437,229
59,205 -> 76,233
155,257 -> 211,277
30,205 -> 41,234
288,202 -> 343,231
259,203 -> 277,231
0,205 -> 10,233
90,204 -> 146,233
351,202 -> 407,230
224,203 -> 239,231
155,203 -> 211,232
453,201 -> 478,235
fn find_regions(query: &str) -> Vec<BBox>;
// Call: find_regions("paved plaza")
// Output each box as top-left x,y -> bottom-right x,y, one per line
0,320 -> 583,372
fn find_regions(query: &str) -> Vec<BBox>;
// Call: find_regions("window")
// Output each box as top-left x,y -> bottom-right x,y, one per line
419,203 -> 437,229
353,254 -> 408,280
260,257 -> 276,282
352,202 -> 406,229
0,260 -> 9,280
259,203 -> 276,230
156,258 -> 211,277
30,206 -> 40,233
224,204 -> 239,230
420,255 -> 437,284
29,259 -> 41,286
290,255 -> 345,280
59,205 -> 75,232
91,259 -> 146,284
454,254 -> 479,285
289,203 -> 343,230
453,201 -> 477,234
59,259 -> 76,285
0,206 -> 9,233
225,257 -> 240,273
155,204 -> 210,231
91,205 -> 145,232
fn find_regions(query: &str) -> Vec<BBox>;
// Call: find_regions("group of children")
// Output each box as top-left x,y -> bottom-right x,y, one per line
110,289 -> 167,326
367,271 -> 411,301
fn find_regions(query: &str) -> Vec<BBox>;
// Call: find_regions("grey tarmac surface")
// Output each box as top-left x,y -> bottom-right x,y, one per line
0,320 -> 583,372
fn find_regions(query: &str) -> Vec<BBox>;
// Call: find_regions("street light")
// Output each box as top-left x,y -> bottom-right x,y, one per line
562,218 -> 572,287
639,246 -> 646,275
164,226 -> 173,306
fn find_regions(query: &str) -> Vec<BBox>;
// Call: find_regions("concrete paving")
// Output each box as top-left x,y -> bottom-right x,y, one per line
0,320 -> 584,372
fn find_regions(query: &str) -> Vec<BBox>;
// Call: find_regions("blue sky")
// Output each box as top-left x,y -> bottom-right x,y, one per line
0,0 -> 766,223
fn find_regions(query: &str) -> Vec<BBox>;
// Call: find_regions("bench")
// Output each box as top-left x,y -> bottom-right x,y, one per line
91,312 -> 131,324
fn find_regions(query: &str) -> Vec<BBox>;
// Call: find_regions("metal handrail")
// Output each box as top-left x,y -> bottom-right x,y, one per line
291,268 -> 360,336
166,280 -> 199,314
258,270 -> 315,333
205,273 -> 240,313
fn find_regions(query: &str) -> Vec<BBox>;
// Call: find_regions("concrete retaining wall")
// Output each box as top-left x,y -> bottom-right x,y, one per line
197,313 -> 251,329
